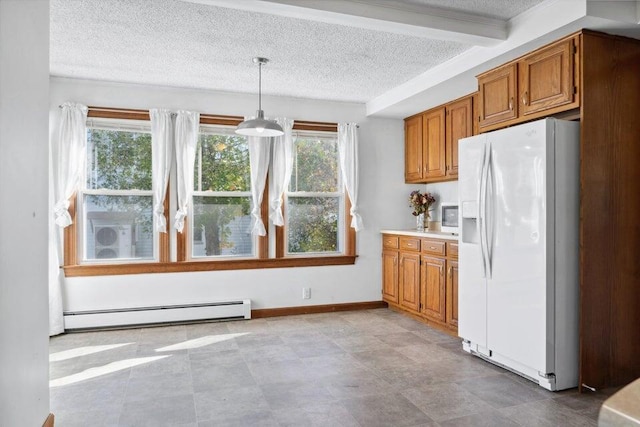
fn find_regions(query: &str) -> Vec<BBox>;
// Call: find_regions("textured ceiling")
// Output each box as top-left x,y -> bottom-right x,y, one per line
50,0 -> 544,104
392,0 -> 545,20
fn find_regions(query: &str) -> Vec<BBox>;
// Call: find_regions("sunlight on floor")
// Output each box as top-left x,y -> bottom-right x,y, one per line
154,332 -> 249,352
50,356 -> 169,387
49,343 -> 134,362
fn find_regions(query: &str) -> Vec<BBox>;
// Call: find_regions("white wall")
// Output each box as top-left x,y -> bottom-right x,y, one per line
51,78 -> 417,314
0,0 -> 50,425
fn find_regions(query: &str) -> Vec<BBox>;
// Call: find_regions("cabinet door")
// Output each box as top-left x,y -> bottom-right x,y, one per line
423,108 -> 446,179
405,115 -> 423,182
421,256 -> 446,322
382,250 -> 399,304
519,38 -> 575,116
399,252 -> 421,312
446,97 -> 473,178
446,260 -> 459,327
478,63 -> 517,128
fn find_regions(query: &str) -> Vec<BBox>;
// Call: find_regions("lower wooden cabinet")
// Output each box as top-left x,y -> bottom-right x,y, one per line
381,233 -> 458,333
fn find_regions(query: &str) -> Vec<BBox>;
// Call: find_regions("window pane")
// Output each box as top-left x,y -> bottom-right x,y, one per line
290,137 -> 338,192
192,196 -> 253,257
195,134 -> 250,192
87,129 -> 152,190
83,195 -> 153,260
287,197 -> 340,254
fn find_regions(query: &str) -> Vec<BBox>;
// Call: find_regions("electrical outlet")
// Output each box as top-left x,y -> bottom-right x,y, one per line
302,287 -> 311,299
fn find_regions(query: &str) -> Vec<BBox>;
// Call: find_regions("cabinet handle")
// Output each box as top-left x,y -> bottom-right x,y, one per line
509,97 -> 513,110
522,91 -> 528,105
394,258 -> 397,265
440,266 -> 443,277
448,266 -> 452,277
430,246 -> 436,250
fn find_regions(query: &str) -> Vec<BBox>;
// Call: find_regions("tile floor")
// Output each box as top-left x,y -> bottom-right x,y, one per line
50,309 -> 613,426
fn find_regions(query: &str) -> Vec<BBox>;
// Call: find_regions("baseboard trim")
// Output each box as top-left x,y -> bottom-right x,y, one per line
252,301 -> 387,318
43,413 -> 54,427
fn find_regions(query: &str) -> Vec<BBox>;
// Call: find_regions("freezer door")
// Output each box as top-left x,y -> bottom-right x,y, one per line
485,119 -> 555,374
458,134 -> 487,346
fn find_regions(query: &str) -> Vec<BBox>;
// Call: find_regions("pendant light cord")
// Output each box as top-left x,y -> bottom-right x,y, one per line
258,62 -> 262,112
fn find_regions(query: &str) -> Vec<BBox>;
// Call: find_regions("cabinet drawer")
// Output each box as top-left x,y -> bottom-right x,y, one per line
383,235 -> 399,249
399,237 -> 421,251
447,242 -> 459,259
422,239 -> 446,255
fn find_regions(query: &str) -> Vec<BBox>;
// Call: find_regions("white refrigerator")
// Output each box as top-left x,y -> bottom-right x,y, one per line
458,118 -> 580,391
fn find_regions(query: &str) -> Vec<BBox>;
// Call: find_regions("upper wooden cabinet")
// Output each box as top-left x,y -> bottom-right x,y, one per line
478,35 -> 580,131
404,115 -> 423,182
519,38 -> 576,116
404,94 -> 475,183
478,63 -> 518,128
445,96 -> 473,178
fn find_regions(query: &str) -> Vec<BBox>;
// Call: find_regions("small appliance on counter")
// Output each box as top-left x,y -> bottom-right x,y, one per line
440,203 -> 459,234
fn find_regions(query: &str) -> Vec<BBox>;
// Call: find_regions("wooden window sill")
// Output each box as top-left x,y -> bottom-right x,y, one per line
63,255 -> 357,277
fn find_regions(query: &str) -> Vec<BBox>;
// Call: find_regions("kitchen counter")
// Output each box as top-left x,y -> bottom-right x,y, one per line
599,378 -> 640,426
380,229 -> 459,241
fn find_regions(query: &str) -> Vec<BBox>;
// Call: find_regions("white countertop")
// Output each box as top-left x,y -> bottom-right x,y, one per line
380,229 -> 459,241
599,378 -> 640,426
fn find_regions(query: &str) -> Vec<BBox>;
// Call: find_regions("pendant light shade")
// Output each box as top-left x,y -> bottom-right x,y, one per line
236,57 -> 284,137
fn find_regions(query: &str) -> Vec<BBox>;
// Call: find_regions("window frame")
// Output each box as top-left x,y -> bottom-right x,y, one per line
62,108 -> 355,277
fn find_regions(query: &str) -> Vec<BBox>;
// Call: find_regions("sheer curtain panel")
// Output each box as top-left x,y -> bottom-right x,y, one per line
269,117 -> 294,226
248,135 -> 272,235
150,109 -> 174,232
53,102 -> 88,227
338,123 -> 363,231
174,110 -> 200,233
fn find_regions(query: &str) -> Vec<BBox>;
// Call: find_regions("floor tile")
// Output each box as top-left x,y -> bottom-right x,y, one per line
290,338 -> 345,358
194,384 -> 270,422
456,373 -> 554,408
341,393 -> 433,427
259,380 -> 336,411
333,334 -> 393,353
124,371 -> 193,403
272,401 -> 361,427
373,331 -> 430,347
118,393 -> 196,426
438,409 -> 521,427
402,382 -> 494,422
499,398 -> 598,426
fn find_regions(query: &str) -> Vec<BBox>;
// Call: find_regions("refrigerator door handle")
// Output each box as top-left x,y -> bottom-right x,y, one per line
485,144 -> 493,279
479,142 -> 491,279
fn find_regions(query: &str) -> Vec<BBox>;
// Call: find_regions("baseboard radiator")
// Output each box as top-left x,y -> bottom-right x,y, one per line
63,300 -> 251,330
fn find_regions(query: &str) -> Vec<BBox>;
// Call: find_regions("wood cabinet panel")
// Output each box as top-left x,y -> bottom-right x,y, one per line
383,235 -> 399,249
446,260 -> 459,327
382,250 -> 399,304
404,115 -> 423,182
446,97 -> 473,178
421,256 -> 446,322
423,108 -> 446,179
447,242 -> 458,259
399,236 -> 421,252
421,239 -> 446,256
519,38 -> 576,115
478,63 -> 517,127
399,252 -> 421,312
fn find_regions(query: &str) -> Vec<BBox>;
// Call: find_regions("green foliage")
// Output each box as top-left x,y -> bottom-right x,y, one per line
194,134 -> 251,255
88,129 -> 152,190
288,137 -> 340,253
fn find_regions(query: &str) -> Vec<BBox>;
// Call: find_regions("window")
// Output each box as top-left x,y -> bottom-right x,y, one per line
285,132 -> 344,255
79,119 -> 156,262
62,108 -> 355,277
190,126 -> 254,259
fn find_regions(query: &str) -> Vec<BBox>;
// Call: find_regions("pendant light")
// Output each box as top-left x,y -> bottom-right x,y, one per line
236,57 -> 284,137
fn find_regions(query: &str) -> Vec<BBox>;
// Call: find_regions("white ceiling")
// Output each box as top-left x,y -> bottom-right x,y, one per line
50,0 -> 640,117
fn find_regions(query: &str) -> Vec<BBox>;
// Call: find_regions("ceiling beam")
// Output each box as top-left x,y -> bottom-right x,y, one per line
184,0 -> 507,46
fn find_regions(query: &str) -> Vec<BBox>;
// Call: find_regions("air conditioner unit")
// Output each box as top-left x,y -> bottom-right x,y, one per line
94,225 -> 132,259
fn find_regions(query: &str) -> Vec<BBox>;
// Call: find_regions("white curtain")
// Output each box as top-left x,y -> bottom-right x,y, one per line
50,102 -> 88,336
53,102 -> 88,227
248,135 -> 272,235
269,117 -> 294,226
174,110 -> 200,233
150,109 -> 174,232
338,123 -> 363,231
